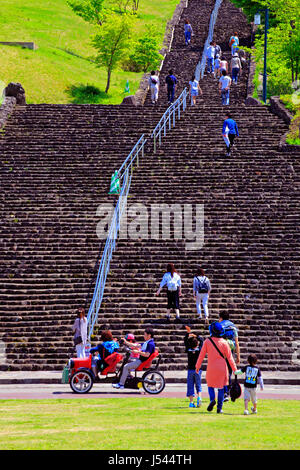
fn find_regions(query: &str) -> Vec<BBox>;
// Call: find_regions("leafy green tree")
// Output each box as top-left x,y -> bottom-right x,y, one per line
92,12 -> 134,93
67,0 -> 106,26
129,25 -> 163,72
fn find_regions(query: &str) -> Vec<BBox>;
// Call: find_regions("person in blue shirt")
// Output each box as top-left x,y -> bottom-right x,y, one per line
113,328 -> 156,389
222,112 -> 239,157
165,70 -> 177,104
90,330 -> 119,375
218,313 -> 240,402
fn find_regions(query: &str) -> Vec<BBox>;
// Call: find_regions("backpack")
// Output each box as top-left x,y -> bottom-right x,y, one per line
230,375 -> 242,402
151,77 -> 158,85
221,321 -> 237,351
196,276 -> 209,293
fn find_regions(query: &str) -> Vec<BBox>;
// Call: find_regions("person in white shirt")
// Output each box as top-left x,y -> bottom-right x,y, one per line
189,75 -> 203,106
219,70 -> 232,105
231,52 -> 242,84
72,308 -> 88,358
156,263 -> 182,321
193,268 -> 211,323
206,42 -> 215,74
149,70 -> 159,104
219,57 -> 228,74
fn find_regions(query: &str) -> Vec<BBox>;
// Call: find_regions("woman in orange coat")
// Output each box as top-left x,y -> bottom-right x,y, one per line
196,322 -> 237,413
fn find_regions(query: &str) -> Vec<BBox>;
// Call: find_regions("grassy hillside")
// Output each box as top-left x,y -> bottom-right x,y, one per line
0,0 -> 180,104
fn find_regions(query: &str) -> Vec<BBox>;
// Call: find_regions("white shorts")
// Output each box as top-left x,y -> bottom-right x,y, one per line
244,387 -> 257,403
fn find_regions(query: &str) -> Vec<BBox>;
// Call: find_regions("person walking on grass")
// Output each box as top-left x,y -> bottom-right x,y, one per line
165,70 -> 177,104
193,267 -> 211,323
189,75 -> 203,106
219,69 -> 232,106
235,354 -> 264,415
149,70 -> 159,104
184,325 -> 203,408
184,19 -> 194,46
196,322 -> 237,414
219,312 -> 240,402
222,112 -> 239,157
156,263 -> 182,322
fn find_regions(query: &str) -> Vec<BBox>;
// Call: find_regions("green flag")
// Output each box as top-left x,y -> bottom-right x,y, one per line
124,79 -> 130,94
108,170 -> 120,195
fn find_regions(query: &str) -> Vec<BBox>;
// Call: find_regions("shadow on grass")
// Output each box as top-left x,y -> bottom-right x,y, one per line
66,83 -> 108,104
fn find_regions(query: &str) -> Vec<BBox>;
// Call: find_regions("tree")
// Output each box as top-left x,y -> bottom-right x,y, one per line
92,13 -> 134,93
129,25 -> 163,72
67,0 -> 106,26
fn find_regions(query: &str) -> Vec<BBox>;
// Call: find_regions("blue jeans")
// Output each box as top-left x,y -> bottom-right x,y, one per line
232,67 -> 239,83
208,387 -> 225,411
207,58 -> 214,73
167,86 -> 175,103
185,31 -> 191,45
221,89 -> 230,105
187,370 -> 202,397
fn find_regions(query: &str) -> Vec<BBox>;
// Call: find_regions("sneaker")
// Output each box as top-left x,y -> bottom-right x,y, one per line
189,402 -> 196,408
251,407 -> 257,414
217,409 -> 223,414
207,399 -> 216,412
197,398 -> 202,408
244,410 -> 249,415
112,383 -> 124,389
175,316 -> 181,323
223,394 -> 229,402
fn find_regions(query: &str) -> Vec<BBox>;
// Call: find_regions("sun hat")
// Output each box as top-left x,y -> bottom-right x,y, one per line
233,52 -> 239,57
209,321 -> 225,338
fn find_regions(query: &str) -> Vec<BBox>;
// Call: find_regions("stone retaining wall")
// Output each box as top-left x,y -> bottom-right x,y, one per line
0,96 -> 17,130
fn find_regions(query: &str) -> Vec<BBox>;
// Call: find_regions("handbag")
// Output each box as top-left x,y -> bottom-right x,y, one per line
74,335 -> 82,346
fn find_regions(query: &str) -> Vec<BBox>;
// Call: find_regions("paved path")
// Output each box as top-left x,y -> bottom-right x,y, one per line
0,383 -> 299,400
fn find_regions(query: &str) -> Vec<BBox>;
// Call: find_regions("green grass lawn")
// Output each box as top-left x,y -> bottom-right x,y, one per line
0,0 -> 180,104
0,398 -> 299,450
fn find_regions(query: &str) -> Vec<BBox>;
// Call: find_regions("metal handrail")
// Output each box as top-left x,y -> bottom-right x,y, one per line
195,0 -> 223,81
86,90 -> 189,338
87,165 -> 132,339
151,87 -> 188,153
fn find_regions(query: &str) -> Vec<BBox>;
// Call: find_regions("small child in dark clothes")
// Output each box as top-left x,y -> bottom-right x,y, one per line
184,325 -> 203,408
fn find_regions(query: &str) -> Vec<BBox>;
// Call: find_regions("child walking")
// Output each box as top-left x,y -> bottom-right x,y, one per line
235,354 -> 264,415
184,325 -> 203,408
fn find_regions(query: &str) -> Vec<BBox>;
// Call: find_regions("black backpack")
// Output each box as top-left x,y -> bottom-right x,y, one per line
196,276 -> 209,293
230,375 -> 242,402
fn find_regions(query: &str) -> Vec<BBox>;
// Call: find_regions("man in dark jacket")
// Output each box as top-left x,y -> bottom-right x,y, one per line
165,70 -> 177,104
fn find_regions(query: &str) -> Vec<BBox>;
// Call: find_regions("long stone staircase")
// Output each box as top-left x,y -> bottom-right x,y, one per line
0,0 -> 299,372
